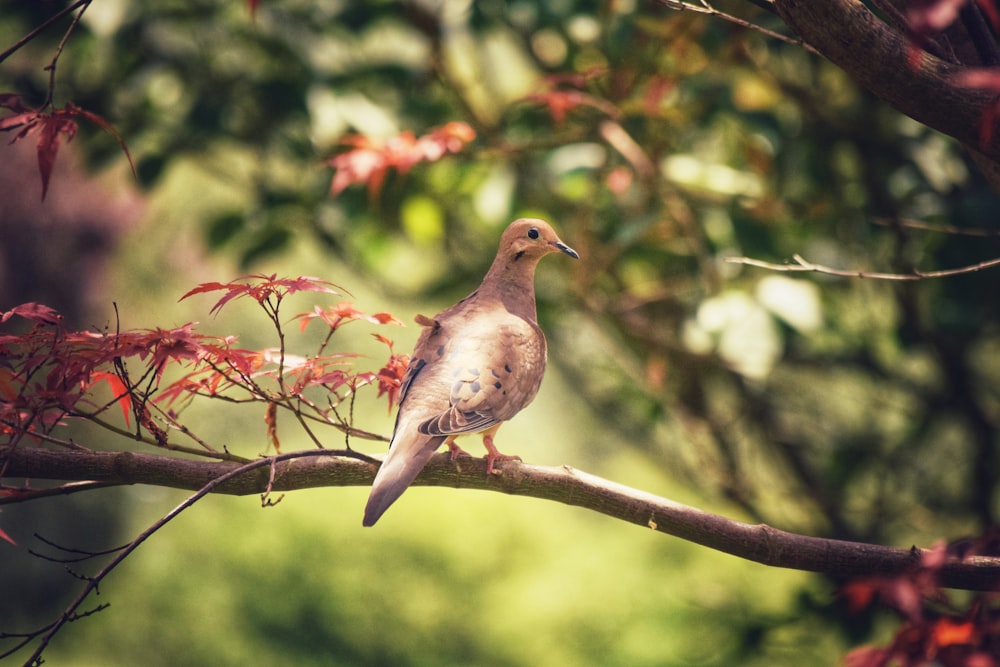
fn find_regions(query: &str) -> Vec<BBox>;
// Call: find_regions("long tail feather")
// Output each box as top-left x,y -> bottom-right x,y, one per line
363,434 -> 444,526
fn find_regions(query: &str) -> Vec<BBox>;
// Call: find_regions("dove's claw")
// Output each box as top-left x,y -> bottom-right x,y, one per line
483,433 -> 521,475
445,436 -> 473,461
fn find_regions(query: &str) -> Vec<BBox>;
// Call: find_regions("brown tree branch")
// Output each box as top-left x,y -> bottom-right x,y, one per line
726,253 -> 1000,280
772,0 -> 1000,174
4,446 -> 1000,591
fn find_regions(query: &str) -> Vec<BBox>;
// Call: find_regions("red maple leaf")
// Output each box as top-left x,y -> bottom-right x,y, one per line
954,68 -> 1000,92
523,72 -> 620,125
155,341 -> 264,406
642,75 -> 676,117
141,325 -> 209,378
524,89 -> 621,124
294,302 -> 403,332
326,122 -> 476,197
907,0 -> 967,32
842,580 -> 879,614
372,334 -> 409,412
843,645 -> 890,667
931,617 -> 978,649
35,113 -> 77,200
980,0 -> 1000,30
0,96 -> 135,200
87,371 -> 133,427
180,274 -> 343,315
265,401 -> 279,452
1,302 -> 63,325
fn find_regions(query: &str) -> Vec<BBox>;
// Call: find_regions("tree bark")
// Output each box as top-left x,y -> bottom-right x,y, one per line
773,0 -> 1000,180
4,446 -> 1000,591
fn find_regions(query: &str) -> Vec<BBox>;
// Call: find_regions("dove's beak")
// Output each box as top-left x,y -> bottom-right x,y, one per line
551,240 -> 580,259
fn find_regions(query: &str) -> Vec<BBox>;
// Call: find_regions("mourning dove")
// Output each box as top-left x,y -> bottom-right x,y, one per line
362,218 -> 578,526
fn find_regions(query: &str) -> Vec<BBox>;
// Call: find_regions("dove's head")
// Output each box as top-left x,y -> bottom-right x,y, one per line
482,218 -> 577,319
499,218 -> 579,264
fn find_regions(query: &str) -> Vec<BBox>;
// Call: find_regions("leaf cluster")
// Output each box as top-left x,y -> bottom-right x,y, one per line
1,274 -> 405,464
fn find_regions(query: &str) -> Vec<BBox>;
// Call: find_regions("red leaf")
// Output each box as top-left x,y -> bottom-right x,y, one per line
979,0 -> 1000,30
375,350 -> 410,412
931,617 -> 977,648
0,93 -> 29,113
265,401 -> 279,452
523,73 -> 620,125
180,275 -> 342,315
921,540 -> 948,570
328,136 -> 390,197
0,525 -> 15,547
951,69 -> 1000,148
68,104 -> 137,180
417,122 -> 477,162
36,113 -> 78,200
326,122 -> 475,197
0,110 -> 40,133
0,368 -> 16,402
643,75 -> 675,116
842,580 -> 878,613
953,69 -> 1000,92
0,95 -> 36,137
88,371 -> 133,427
908,0 -> 967,32
1,99 -> 134,199
966,652 -> 998,667
178,281 -> 232,301
1,302 -> 63,325
294,302 -> 403,332
843,645 -> 890,667
370,312 -> 402,325
525,89 -> 621,124
885,578 -> 925,621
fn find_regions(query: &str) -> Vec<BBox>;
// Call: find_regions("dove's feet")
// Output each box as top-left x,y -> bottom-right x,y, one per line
445,436 -> 473,461
482,433 -> 522,474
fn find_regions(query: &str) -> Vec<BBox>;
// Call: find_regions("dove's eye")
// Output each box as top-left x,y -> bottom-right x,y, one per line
527,227 -> 540,240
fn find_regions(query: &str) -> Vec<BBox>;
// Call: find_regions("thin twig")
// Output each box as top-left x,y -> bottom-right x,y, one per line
17,450 -> 348,665
0,481 -> 118,506
725,253 -> 1000,280
156,410 -> 220,454
656,0 -> 819,53
76,412 -> 243,460
0,604 -> 108,660
41,0 -> 92,108
872,217 -> 1000,238
0,421 -> 91,452
260,457 -> 285,507
29,532 -> 128,564
0,0 -> 90,66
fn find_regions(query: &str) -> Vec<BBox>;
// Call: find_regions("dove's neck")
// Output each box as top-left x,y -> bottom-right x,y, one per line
479,255 -> 541,322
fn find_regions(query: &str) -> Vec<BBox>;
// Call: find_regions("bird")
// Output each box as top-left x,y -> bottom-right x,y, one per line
362,218 -> 579,526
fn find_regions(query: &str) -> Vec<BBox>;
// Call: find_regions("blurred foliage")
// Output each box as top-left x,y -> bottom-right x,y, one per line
3,0 -> 1000,665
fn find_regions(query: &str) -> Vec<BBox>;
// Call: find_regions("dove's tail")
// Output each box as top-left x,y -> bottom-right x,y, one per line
363,434 -> 444,526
